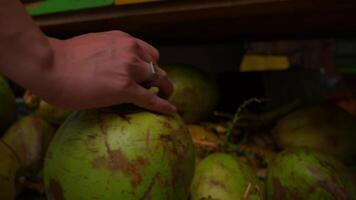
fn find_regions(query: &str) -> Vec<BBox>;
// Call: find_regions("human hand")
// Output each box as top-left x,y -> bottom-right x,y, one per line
33,31 -> 176,114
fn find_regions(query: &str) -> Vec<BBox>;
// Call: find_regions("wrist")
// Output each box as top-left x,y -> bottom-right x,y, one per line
0,30 -> 54,92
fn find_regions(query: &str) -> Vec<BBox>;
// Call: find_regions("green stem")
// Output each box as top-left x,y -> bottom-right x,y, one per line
224,98 -> 267,143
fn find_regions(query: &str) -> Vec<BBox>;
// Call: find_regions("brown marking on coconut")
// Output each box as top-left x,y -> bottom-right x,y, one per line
94,117 -> 150,188
159,134 -> 177,175
217,161 -> 227,170
171,162 -> 184,195
308,166 -> 323,179
85,133 -> 100,154
87,133 -> 97,140
208,178 -> 228,190
316,157 -> 337,171
91,146 -> 149,188
159,134 -> 174,143
318,180 -> 350,200
160,131 -> 187,158
139,173 -> 159,200
272,178 -> 285,200
49,179 -> 65,200
157,117 -> 173,129
117,114 -> 131,123
156,173 -> 168,187
162,130 -> 192,198
98,119 -> 109,135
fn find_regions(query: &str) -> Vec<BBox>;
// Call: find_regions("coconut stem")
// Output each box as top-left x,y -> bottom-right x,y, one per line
236,99 -> 301,126
216,99 -> 301,128
224,98 -> 266,143
242,182 -> 252,200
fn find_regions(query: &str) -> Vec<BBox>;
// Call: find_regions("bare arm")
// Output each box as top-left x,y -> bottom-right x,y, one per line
0,0 -> 176,114
0,0 -> 52,91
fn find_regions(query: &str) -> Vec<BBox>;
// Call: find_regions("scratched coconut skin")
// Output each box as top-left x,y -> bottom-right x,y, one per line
44,107 -> 195,200
267,149 -> 356,200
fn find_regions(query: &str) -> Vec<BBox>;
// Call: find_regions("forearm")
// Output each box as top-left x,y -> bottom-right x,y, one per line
0,0 -> 53,90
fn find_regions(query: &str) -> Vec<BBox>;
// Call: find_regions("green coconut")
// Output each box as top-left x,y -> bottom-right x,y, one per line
0,140 -> 21,200
273,105 -> 356,162
44,106 -> 195,200
24,91 -> 72,125
2,115 -> 55,174
163,65 -> 219,123
191,153 -> 264,200
267,149 -> 356,200
0,75 -> 16,133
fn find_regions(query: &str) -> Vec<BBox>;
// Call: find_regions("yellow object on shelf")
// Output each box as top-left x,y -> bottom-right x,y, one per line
115,0 -> 159,5
240,54 -> 290,72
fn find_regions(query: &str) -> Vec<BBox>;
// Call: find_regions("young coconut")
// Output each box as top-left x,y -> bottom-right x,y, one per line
267,148 -> 356,200
44,106 -> 195,200
2,115 -> 55,174
191,153 -> 264,200
273,105 -> 356,162
163,64 -> 219,123
0,140 -> 21,200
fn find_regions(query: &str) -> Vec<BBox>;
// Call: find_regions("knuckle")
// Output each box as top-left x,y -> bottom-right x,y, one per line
130,42 -> 141,52
146,95 -> 157,107
118,37 -> 139,49
120,78 -> 134,89
122,38 -> 140,51
126,54 -> 140,64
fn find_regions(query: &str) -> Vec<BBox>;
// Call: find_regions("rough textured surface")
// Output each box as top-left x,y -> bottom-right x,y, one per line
44,106 -> 195,200
0,75 -> 16,133
191,153 -> 264,200
0,140 -> 21,200
273,105 -> 356,162
266,149 -> 356,200
2,115 -> 55,173
163,65 -> 219,123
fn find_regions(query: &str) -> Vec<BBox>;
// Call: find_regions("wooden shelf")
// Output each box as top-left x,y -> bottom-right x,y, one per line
35,0 -> 356,43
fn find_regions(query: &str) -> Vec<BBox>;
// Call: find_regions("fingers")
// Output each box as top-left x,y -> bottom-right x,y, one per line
143,67 -> 174,99
128,83 -> 177,114
108,33 -> 175,108
127,59 -> 174,99
128,60 -> 153,83
135,38 -> 160,63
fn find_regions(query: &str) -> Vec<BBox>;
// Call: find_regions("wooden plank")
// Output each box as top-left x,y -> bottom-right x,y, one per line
34,0 -> 356,41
